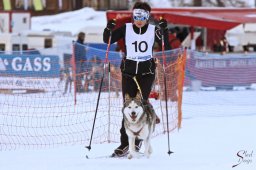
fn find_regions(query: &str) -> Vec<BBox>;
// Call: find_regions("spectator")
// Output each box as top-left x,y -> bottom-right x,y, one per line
63,53 -> 73,94
74,32 -> 87,92
110,65 -> 121,97
168,29 -> 181,49
219,36 -> 229,54
63,67 -> 72,95
213,39 -> 221,52
196,35 -> 203,51
175,27 -> 188,42
87,55 -> 103,91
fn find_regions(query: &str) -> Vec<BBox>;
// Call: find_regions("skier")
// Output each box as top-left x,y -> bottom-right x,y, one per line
103,1 -> 171,157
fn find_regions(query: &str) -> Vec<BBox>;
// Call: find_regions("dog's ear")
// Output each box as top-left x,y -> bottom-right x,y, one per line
135,92 -> 141,101
125,93 -> 131,101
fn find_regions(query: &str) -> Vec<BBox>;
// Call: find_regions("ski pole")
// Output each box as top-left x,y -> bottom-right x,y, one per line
86,30 -> 112,151
107,61 -> 111,142
159,17 -> 174,155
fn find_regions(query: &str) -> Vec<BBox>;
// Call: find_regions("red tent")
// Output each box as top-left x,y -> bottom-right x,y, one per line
107,8 -> 256,30
106,8 -> 256,50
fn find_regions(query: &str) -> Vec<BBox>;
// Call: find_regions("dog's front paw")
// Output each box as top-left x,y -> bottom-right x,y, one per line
148,145 -> 153,154
144,146 -> 153,158
127,153 -> 133,159
144,151 -> 151,158
128,151 -> 141,159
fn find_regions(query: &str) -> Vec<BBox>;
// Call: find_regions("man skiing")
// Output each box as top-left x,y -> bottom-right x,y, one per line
103,1 -> 170,157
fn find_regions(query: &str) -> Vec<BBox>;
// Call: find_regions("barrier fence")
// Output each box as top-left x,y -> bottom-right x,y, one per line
0,45 -> 186,150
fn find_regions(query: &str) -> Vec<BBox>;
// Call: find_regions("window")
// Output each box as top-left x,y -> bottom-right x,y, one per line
33,0 -> 43,11
12,44 -> 20,51
44,38 -> 52,48
3,0 -> 12,10
45,0 -> 56,10
22,44 -> 28,50
0,44 -> 5,51
23,17 -> 27,24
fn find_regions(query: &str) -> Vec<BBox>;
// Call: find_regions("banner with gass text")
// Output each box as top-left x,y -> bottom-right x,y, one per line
0,54 -> 60,92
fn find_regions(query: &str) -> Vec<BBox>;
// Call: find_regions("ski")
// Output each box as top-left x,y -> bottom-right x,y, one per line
86,152 -> 145,159
85,154 -> 127,159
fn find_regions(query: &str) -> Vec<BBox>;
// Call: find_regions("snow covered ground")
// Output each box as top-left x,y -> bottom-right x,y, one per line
0,89 -> 255,170
1,3 -> 256,170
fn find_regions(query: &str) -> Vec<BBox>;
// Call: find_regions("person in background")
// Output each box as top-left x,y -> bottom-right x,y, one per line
213,39 -> 221,52
166,29 -> 180,102
87,55 -> 103,91
196,34 -> 203,51
63,67 -> 73,95
110,65 -> 121,97
168,28 -> 181,49
74,32 -> 87,92
103,1 -> 170,157
219,36 -> 229,55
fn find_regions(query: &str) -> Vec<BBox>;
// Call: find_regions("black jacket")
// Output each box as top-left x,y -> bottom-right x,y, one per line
103,23 -> 170,75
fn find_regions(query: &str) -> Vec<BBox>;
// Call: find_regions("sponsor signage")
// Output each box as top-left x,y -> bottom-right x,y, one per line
0,77 -> 60,91
0,54 -> 60,77
185,52 -> 256,87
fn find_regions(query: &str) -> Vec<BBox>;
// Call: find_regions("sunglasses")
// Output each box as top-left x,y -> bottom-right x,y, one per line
133,16 -> 147,21
133,9 -> 149,21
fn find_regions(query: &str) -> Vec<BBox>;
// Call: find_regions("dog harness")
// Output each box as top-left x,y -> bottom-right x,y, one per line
132,127 -> 144,136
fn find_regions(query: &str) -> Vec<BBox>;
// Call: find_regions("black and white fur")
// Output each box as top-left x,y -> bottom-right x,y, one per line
122,93 -> 156,159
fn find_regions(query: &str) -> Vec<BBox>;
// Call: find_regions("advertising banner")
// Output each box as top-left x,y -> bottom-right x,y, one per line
185,52 -> 256,87
0,54 -> 60,77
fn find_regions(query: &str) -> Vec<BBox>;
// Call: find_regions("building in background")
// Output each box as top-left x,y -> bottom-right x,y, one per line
0,0 -> 255,17
0,0 -> 129,16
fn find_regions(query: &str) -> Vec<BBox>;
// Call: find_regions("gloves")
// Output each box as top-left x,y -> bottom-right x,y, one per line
159,18 -> 167,29
107,19 -> 116,30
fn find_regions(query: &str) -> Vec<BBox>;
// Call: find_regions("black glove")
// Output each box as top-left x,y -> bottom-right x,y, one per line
159,18 -> 167,29
107,19 -> 116,30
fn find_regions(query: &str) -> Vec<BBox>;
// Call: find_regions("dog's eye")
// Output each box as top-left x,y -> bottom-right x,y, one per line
128,106 -> 131,109
135,106 -> 138,108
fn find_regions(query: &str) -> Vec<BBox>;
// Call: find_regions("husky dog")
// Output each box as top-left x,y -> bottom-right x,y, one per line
122,93 -> 156,159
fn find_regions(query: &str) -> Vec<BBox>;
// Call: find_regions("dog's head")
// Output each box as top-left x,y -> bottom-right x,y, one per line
122,93 -> 144,124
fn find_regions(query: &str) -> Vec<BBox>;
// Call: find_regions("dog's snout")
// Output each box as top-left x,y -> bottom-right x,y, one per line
131,112 -> 136,116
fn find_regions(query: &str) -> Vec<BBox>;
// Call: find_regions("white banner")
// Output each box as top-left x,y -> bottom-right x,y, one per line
0,77 -> 59,91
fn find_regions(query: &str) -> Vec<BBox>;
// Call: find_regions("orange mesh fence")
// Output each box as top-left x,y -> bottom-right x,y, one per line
0,45 -> 186,150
